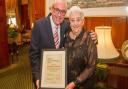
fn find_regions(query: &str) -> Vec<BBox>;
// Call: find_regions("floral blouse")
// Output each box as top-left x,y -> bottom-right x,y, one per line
65,29 -> 97,88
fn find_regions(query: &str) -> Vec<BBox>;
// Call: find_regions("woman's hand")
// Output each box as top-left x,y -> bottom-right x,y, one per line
65,82 -> 76,89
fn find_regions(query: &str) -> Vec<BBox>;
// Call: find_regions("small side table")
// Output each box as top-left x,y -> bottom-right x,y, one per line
107,58 -> 128,89
8,42 -> 19,63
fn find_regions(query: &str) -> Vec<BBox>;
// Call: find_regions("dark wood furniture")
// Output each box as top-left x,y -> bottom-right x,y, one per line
8,42 -> 19,63
107,58 -> 128,89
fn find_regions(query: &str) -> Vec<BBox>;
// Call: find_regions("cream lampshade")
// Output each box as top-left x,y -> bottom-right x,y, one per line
95,26 -> 119,62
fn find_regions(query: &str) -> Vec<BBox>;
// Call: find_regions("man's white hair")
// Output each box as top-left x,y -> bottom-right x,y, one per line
69,6 -> 84,19
51,0 -> 68,8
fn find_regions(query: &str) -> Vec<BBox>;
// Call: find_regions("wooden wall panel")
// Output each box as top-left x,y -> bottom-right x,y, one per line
33,0 -> 45,20
111,17 -> 127,49
85,17 -> 112,31
0,0 -> 9,69
84,17 -> 127,49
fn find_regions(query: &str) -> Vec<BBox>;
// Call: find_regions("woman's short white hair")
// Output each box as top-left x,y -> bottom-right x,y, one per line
69,6 -> 84,19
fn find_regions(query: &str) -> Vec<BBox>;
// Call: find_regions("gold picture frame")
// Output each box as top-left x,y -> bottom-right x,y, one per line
121,40 -> 128,61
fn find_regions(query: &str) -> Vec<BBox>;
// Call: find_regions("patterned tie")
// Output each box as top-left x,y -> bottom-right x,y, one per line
54,26 -> 59,49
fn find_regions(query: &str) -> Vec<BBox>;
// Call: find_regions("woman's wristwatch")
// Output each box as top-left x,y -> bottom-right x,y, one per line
73,79 -> 81,87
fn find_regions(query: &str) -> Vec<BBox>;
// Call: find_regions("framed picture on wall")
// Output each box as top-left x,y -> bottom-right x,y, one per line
67,0 -> 128,8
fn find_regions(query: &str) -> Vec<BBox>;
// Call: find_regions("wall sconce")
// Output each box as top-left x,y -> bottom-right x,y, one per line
95,26 -> 119,63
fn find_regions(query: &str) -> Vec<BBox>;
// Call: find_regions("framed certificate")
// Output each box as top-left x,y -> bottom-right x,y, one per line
39,49 -> 67,89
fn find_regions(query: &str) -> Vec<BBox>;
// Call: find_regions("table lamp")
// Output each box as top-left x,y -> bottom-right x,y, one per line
95,26 -> 119,63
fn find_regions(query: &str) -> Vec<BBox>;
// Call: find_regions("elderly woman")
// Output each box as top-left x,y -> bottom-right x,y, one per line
65,6 -> 97,89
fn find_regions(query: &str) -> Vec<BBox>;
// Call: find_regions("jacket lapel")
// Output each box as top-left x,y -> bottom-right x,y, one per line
45,15 -> 55,48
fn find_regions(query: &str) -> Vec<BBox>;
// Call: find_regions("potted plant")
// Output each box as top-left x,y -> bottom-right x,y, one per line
8,24 -> 17,44
94,63 -> 109,89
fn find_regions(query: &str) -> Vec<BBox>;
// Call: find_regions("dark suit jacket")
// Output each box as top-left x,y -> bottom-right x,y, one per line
29,14 -> 69,82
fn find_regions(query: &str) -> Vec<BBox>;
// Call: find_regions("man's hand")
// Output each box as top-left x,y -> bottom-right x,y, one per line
90,30 -> 98,44
65,82 -> 75,89
36,80 -> 39,89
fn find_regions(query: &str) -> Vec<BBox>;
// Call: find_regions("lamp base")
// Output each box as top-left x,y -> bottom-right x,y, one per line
98,56 -> 119,63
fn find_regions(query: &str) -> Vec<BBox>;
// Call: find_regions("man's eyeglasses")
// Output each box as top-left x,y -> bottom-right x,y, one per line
53,7 -> 66,15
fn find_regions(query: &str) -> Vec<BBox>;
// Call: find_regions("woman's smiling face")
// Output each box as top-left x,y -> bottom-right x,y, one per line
69,12 -> 84,36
